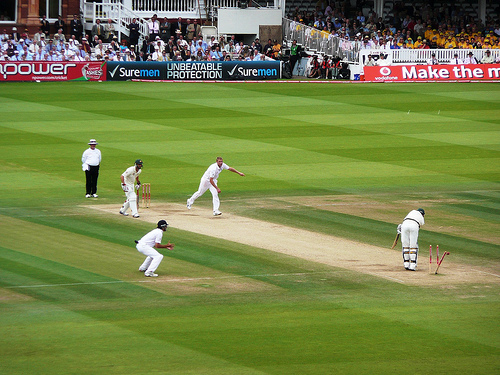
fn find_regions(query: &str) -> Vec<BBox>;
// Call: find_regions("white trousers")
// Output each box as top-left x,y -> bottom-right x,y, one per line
136,243 -> 163,273
188,178 -> 220,212
401,220 -> 419,270
121,185 -> 138,215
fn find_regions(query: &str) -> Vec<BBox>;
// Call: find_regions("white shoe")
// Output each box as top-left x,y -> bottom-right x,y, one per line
187,199 -> 192,209
145,271 -> 158,277
132,214 -> 140,218
85,194 -> 91,198
119,210 -> 129,216
138,268 -> 146,272
213,211 -> 222,216
92,194 -> 98,198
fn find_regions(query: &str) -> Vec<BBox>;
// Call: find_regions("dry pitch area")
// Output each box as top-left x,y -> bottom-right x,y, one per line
92,202 -> 500,287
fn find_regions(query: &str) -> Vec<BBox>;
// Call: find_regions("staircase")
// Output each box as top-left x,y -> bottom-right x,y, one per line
83,1 -> 149,44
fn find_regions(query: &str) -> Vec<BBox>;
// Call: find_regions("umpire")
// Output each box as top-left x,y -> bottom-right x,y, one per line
81,139 -> 101,198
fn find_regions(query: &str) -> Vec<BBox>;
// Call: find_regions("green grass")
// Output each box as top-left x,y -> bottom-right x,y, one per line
0,81 -> 499,374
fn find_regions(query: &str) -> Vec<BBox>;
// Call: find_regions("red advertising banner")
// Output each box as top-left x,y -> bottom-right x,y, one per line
0,62 -> 106,82
364,64 -> 500,82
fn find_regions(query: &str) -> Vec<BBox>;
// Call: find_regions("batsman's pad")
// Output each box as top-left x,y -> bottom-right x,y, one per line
402,247 -> 410,269
409,248 -> 418,270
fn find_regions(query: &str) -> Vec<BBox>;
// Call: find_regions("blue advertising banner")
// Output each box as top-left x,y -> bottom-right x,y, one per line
106,61 -> 281,81
106,61 -> 166,81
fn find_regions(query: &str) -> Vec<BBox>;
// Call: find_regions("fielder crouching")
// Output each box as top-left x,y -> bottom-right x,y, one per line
400,208 -> 425,271
135,220 -> 174,277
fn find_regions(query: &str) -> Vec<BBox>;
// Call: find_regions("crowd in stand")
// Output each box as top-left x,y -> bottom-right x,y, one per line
2,1 -> 500,63
289,0 -> 500,51
0,13 -> 279,62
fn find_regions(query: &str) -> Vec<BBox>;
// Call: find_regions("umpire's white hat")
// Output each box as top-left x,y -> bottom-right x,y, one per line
88,139 -> 98,145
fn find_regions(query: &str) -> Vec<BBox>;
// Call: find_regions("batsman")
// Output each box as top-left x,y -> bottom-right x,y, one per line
396,208 -> 425,271
119,159 -> 143,218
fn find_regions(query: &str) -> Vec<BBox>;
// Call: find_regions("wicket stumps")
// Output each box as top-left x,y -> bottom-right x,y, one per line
140,183 -> 151,208
429,245 -> 450,274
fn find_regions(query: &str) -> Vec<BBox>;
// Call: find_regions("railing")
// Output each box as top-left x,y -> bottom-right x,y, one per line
131,0 -> 200,13
283,18 -> 500,67
283,18 -> 361,63
128,0 -> 239,17
389,49 -> 498,65
83,2 -> 149,44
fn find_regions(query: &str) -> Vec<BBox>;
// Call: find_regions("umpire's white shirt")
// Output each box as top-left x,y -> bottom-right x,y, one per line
138,228 -> 163,247
82,148 -> 101,166
202,162 -> 229,181
122,166 -> 142,186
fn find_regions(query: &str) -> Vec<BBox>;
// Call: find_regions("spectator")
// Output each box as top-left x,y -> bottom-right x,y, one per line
210,45 -> 223,60
271,39 -> 281,59
41,15 -> 50,36
33,27 -> 45,43
81,37 -> 91,55
378,53 -> 389,66
171,17 -> 185,38
289,39 -> 301,74
308,55 -> 321,78
129,18 -> 140,48
463,51 -> 478,64
54,15 -> 65,36
193,20 -> 201,41
481,50 -> 495,63
449,52 -> 462,65
364,54 -> 377,66
94,39 -> 105,56
70,14 -> 83,40
262,39 -> 273,56
54,28 -> 66,43
427,52 -> 439,65
92,19 -> 104,40
186,19 -> 196,41
119,39 -> 128,53
91,35 -> 100,48
160,17 -> 170,42
148,14 -> 160,41
104,19 -> 116,43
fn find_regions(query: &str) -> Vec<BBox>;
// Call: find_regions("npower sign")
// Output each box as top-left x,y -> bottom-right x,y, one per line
0,62 -> 105,81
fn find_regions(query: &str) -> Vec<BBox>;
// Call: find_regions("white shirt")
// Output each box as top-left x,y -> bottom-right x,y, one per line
122,165 -> 142,186
81,147 -> 101,166
202,162 -> 229,182
148,20 -> 160,34
138,228 -> 163,247
404,210 -> 425,227
463,56 -> 477,64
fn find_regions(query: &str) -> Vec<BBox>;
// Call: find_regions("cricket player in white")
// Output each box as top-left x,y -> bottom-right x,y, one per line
136,220 -> 174,277
400,208 -> 425,271
187,157 -> 245,216
120,159 -> 143,218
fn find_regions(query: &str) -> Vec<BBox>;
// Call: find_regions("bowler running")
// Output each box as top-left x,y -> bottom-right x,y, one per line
187,157 -> 245,216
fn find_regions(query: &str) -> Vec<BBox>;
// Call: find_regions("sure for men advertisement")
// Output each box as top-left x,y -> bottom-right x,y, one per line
106,61 -> 281,81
